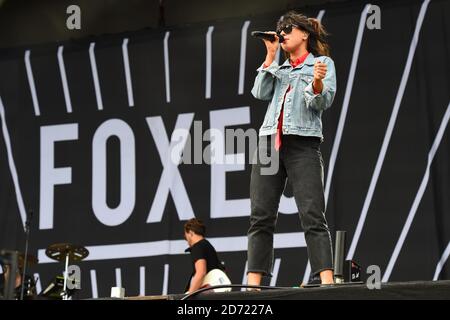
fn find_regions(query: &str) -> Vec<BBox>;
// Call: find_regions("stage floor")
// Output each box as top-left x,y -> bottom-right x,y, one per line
146,280 -> 450,300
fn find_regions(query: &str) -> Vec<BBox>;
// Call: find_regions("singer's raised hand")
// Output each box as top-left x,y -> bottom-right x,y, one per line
313,61 -> 327,94
313,61 -> 327,80
262,31 -> 279,66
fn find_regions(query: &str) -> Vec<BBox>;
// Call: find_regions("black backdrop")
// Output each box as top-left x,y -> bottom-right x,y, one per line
0,0 -> 449,298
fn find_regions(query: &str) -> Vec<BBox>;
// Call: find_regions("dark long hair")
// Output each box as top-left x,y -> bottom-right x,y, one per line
277,11 -> 330,57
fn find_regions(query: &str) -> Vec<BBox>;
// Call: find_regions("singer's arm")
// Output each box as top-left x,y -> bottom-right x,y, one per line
251,63 -> 277,101
251,35 -> 280,100
251,51 -> 279,101
263,52 -> 276,68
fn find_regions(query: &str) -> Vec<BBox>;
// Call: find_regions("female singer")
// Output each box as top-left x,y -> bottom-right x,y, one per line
247,11 -> 337,286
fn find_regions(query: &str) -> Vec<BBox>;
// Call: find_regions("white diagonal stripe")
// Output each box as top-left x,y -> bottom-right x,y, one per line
139,266 -> 146,296
384,100 -> 450,281
0,96 -> 27,227
347,0 -> 431,261
433,241 -> 450,281
162,264 -> 169,295
270,258 -> 281,286
57,45 -> 73,113
115,267 -> 122,287
316,9 -> 326,22
90,269 -> 98,298
241,261 -> 248,291
164,31 -> 171,103
89,42 -> 103,110
302,261 -> 312,284
238,20 -> 250,95
24,50 -> 40,116
205,26 -> 214,99
303,5 -> 370,284
122,38 -> 134,107
324,3 -> 371,209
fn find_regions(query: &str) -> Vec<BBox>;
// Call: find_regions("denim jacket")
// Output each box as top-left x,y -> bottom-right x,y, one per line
251,53 -> 336,140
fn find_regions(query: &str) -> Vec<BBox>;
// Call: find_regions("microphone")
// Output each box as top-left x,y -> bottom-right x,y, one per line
251,31 -> 284,43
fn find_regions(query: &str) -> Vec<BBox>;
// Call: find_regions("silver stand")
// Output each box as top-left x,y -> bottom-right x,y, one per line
62,253 -> 69,300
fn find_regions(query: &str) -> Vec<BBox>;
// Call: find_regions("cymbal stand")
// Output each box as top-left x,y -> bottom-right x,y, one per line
62,252 -> 70,300
20,211 -> 33,300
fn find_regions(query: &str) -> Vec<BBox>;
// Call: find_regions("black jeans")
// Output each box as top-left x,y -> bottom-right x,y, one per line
247,134 -> 333,278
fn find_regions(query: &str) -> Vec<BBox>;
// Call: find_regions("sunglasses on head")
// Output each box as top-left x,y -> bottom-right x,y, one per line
276,24 -> 299,34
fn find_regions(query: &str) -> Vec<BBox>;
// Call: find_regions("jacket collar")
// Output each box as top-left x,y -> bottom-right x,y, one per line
280,52 -> 315,69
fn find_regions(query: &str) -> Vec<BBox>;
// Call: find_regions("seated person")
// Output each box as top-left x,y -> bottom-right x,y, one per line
184,218 -> 230,294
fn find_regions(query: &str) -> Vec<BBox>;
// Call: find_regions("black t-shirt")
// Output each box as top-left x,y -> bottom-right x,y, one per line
186,239 -> 223,273
184,239 -> 226,292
